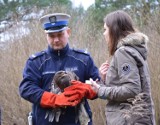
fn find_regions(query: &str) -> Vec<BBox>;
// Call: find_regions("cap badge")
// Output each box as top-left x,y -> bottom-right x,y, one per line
49,16 -> 56,23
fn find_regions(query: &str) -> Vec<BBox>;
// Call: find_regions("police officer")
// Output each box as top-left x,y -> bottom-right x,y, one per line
19,13 -> 100,125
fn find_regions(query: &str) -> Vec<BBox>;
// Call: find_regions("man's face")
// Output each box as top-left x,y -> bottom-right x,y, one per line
46,28 -> 71,50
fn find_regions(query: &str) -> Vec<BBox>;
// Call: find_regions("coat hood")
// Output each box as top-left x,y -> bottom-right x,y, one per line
117,32 -> 149,60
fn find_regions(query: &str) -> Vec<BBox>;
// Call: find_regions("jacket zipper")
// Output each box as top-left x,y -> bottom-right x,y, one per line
58,50 -> 61,66
58,50 -> 60,56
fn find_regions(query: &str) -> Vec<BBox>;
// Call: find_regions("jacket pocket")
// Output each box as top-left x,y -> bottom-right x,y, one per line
105,110 -> 126,125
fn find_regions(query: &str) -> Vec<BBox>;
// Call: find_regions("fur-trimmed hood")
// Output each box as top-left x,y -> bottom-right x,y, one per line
117,32 -> 149,60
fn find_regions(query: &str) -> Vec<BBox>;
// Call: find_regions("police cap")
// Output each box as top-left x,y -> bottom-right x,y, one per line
39,13 -> 70,33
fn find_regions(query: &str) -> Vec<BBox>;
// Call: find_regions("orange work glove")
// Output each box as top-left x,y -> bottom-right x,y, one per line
40,91 -> 80,108
64,80 -> 97,100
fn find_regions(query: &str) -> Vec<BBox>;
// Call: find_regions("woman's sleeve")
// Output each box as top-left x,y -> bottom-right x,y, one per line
97,48 -> 142,101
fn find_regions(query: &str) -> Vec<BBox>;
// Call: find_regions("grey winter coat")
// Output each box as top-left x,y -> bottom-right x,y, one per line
98,32 -> 156,125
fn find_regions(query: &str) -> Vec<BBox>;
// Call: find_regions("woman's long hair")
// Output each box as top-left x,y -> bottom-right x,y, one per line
104,10 -> 135,55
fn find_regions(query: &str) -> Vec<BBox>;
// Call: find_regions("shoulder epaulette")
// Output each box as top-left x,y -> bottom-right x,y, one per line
72,48 -> 89,56
29,51 -> 46,60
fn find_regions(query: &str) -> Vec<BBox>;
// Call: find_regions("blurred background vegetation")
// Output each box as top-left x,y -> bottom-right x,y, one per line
0,0 -> 160,124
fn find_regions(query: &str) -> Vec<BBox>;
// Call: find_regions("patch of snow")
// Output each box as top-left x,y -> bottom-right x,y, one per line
0,21 -> 30,43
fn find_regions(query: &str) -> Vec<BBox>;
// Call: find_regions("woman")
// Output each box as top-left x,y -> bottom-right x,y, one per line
66,10 -> 156,125
94,10 -> 155,125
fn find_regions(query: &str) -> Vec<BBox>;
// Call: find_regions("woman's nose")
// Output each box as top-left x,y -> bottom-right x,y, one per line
103,32 -> 105,36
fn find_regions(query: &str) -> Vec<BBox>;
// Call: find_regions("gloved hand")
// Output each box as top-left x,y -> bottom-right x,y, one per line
64,80 -> 97,100
40,91 -> 80,108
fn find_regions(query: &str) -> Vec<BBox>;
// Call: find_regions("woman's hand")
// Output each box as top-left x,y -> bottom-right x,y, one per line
89,78 -> 100,93
99,60 -> 109,82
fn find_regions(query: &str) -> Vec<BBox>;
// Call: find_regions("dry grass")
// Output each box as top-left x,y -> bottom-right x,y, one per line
121,93 -> 152,124
0,21 -> 46,125
140,10 -> 160,124
0,9 -> 160,125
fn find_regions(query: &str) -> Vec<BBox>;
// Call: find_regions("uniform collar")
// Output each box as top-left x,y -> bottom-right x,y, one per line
47,44 -> 69,57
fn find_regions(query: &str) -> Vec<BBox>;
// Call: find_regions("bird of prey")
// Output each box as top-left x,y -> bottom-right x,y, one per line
45,70 -> 90,125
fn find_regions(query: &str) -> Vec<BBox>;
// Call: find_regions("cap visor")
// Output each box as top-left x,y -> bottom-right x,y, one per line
45,27 -> 68,33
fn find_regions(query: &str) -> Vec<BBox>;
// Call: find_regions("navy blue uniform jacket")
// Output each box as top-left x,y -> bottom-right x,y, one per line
19,44 -> 100,125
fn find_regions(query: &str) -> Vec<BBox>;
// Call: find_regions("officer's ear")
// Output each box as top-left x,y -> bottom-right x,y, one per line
66,28 -> 71,37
